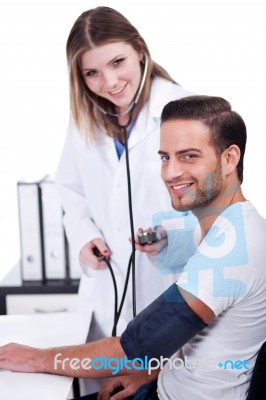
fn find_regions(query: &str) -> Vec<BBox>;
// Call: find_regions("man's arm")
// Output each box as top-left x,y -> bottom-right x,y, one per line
0,284 -> 214,378
178,286 -> 215,324
0,337 -> 125,378
120,284 -> 213,362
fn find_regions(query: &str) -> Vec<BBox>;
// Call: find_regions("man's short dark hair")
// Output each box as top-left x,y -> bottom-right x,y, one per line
161,96 -> 247,183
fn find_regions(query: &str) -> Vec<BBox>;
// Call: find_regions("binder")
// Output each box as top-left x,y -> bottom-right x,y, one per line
18,174 -> 80,282
17,176 -> 47,281
40,176 -> 66,280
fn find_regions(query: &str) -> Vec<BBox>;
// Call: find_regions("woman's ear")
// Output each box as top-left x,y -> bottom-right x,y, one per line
222,145 -> 241,177
140,53 -> 145,63
135,36 -> 145,59
138,52 -> 144,63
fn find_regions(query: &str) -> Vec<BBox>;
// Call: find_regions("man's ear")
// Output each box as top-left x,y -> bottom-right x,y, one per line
222,145 -> 241,177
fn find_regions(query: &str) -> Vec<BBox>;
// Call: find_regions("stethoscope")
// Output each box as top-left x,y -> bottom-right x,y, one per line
88,55 -> 149,336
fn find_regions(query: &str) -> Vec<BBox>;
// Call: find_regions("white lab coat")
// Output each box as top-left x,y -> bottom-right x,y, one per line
56,77 -> 192,339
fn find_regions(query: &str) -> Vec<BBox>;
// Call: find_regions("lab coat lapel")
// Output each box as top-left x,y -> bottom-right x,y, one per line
127,106 -> 158,150
127,77 -> 174,150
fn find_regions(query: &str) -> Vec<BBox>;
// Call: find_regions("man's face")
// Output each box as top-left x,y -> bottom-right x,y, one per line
159,119 -> 224,212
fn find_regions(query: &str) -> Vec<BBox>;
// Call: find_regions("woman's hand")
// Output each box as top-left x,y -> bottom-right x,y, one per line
79,238 -> 111,270
129,226 -> 167,256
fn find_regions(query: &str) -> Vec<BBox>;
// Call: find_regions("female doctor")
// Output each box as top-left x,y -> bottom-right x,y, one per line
56,5 -> 191,363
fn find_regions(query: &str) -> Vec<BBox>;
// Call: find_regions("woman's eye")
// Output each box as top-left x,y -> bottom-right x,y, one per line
113,58 -> 124,67
85,70 -> 97,77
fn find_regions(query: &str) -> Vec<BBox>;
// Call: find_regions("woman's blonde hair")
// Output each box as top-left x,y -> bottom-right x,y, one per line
67,6 -> 176,138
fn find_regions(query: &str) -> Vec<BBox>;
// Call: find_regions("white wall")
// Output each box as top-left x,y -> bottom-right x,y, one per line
0,0 -> 265,278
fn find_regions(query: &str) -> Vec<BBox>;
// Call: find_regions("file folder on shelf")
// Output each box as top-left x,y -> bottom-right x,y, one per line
18,174 -> 80,281
17,176 -> 47,281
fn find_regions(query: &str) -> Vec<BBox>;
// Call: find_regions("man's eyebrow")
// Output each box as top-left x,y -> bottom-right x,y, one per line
158,148 -> 202,155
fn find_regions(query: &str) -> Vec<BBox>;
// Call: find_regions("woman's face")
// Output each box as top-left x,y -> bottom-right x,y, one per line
80,42 -> 143,113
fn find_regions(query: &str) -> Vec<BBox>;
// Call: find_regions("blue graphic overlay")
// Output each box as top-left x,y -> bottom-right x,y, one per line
152,210 -> 198,274
154,203 -> 248,299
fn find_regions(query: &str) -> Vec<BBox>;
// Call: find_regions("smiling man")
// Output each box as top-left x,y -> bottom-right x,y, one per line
0,96 -> 266,400
159,121 -> 225,211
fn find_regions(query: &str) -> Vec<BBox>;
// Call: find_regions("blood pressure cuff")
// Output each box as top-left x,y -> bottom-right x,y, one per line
120,283 -> 207,361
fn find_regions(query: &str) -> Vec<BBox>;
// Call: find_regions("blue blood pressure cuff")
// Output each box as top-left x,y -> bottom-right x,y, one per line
120,283 -> 207,361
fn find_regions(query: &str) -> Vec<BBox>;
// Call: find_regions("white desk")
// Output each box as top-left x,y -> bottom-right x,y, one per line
0,312 -> 92,400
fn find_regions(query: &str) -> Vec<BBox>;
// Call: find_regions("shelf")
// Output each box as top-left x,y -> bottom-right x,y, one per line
0,279 -> 79,315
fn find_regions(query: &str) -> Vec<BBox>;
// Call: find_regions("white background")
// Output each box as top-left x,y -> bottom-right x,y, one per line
0,0 -> 265,279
